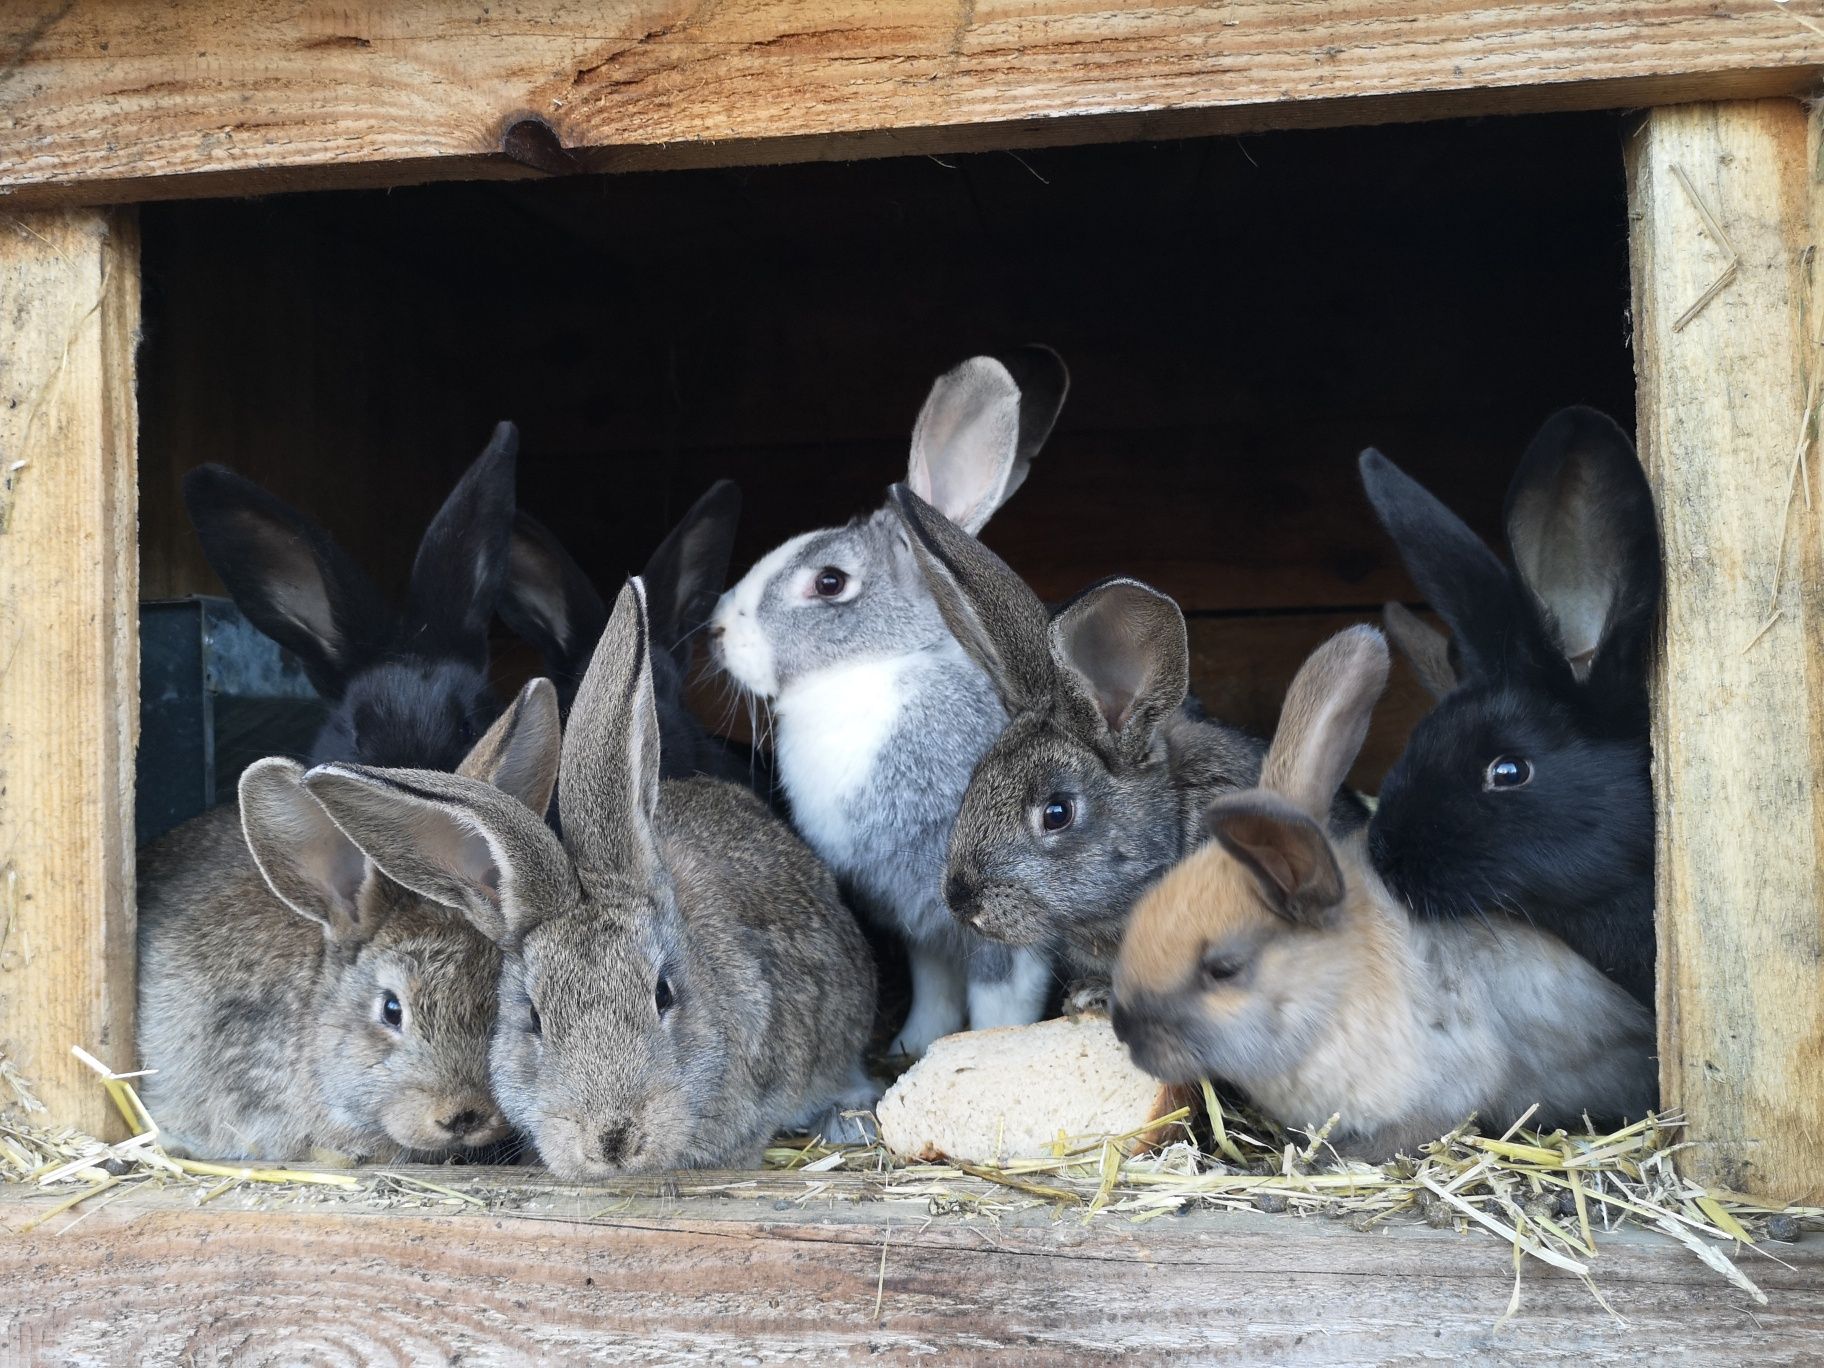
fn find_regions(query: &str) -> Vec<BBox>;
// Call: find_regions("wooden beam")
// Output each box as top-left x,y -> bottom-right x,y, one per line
3,1179 -> 1821,1359
2,3 -> 1823,207
0,209 -> 139,1139
1627,100 -> 1823,1204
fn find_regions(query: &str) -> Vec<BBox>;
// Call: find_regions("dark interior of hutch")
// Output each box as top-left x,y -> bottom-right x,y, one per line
131,110 -> 1636,1020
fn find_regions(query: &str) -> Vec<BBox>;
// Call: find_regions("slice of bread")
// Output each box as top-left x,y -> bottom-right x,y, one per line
875,1014 -> 1183,1165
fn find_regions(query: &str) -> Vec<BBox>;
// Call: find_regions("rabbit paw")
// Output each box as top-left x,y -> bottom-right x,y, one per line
1064,979 -> 1112,1020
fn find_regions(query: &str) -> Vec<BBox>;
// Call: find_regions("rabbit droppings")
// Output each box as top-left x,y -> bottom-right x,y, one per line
1111,626 -> 1656,1160
303,579 -> 880,1179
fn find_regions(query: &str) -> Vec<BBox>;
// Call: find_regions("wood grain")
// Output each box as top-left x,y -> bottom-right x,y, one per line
2,1175 -> 1820,1363
2,2 -> 1823,207
1627,100 -> 1823,1204
0,209 -> 140,1138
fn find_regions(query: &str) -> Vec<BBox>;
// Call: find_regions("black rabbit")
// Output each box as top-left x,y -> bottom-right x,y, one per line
1359,407 -> 1662,1008
184,422 -> 520,772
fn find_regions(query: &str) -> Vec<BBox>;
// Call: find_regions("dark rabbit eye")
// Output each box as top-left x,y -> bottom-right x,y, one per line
380,993 -> 404,1029
1201,952 -> 1244,986
1485,756 -> 1534,791
527,1002 -> 542,1035
654,976 -> 676,1016
1041,796 -> 1075,832
813,567 -> 849,598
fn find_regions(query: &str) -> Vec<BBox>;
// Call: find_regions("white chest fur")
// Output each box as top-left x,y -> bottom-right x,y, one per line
775,654 -> 912,870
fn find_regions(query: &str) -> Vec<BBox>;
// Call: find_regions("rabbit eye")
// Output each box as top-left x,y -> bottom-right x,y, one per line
527,1002 -> 542,1035
654,976 -> 676,1016
1200,952 -> 1245,987
1040,796 -> 1075,832
380,992 -> 404,1029
1484,756 -> 1534,791
812,567 -> 849,599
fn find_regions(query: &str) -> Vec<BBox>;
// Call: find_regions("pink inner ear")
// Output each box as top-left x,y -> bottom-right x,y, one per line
1100,685 -> 1137,733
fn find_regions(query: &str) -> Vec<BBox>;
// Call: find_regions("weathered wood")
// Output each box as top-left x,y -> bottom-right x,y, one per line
3,2 -> 1823,207
1627,100 -> 1823,1204
0,210 -> 139,1139
2,1176 -> 1820,1363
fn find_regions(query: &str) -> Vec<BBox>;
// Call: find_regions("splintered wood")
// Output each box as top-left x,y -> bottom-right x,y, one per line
1627,101 -> 1824,1205
0,210 -> 140,1140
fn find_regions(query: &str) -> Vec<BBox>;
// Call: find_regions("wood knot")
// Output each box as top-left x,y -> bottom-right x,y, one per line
500,117 -> 579,177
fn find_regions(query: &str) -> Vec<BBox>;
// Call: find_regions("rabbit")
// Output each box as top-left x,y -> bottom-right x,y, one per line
1358,407 -> 1661,1007
888,485 -> 1367,990
1111,626 -> 1657,1160
499,479 -> 765,789
182,420 -> 520,772
707,349 -> 1070,1057
135,676 -> 562,1163
298,577 -> 880,1180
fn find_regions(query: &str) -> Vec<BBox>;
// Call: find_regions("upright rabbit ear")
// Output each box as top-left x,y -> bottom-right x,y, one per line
183,466 -> 391,699
889,484 -> 1054,711
907,350 -> 1064,535
1261,625 -> 1389,821
1049,579 -> 1189,762
403,421 -> 519,667
499,512 -> 610,712
1505,407 -> 1661,716
1382,602 -> 1458,701
1207,796 -> 1345,926
556,577 -> 663,881
455,676 -> 563,817
304,762 -> 575,947
1359,448 -> 1519,684
239,757 -> 373,943
641,480 -> 742,664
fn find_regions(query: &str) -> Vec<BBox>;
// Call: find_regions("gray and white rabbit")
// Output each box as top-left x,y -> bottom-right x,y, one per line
1112,626 -> 1656,1159
302,579 -> 879,1179
136,678 -> 561,1162
708,349 -> 1069,1056
890,485 -> 1367,986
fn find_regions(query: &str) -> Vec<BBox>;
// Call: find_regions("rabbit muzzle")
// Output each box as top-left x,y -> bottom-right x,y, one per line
949,877 -> 1048,947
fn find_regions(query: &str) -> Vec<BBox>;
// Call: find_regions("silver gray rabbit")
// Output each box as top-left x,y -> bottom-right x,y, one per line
709,349 -> 1069,1056
890,486 -> 1367,985
303,578 -> 879,1179
135,678 -> 561,1161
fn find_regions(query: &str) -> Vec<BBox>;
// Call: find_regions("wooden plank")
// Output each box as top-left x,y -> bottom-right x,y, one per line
1,2 -> 1821,207
1627,100 -> 1823,1204
2,1178 -> 1821,1362
0,210 -> 139,1138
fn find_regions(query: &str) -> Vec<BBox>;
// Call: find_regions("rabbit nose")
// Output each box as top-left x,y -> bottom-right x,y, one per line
598,1123 -> 631,1166
944,873 -> 978,917
439,1107 -> 489,1138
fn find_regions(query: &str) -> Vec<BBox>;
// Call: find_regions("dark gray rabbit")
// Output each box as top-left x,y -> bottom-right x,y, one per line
500,480 -> 763,788
184,421 -> 522,771
1359,407 -> 1661,1006
890,486 -> 1367,985
136,678 -> 561,1162
301,578 -> 878,1179
708,349 -> 1069,1056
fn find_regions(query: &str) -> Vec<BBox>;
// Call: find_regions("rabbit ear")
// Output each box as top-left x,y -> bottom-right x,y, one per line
1049,579 -> 1188,762
304,762 -> 574,946
1359,448 -> 1520,684
1382,602 -> 1457,701
641,479 -> 742,664
499,512 -> 610,710
906,356 -> 1028,534
889,484 -> 1054,710
1261,625 -> 1389,820
1505,407 -> 1661,713
239,758 -> 374,943
182,465 -> 391,700
403,421 -> 519,667
455,676 -> 562,817
1207,795 -> 1345,926
556,577 -> 663,881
